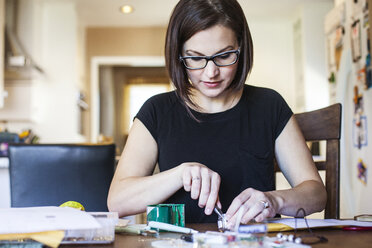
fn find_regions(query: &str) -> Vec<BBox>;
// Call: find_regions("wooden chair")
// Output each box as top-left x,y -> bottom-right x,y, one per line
274,103 -> 342,219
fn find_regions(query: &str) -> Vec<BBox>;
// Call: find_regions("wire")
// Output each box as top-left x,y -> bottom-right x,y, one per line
294,208 -> 328,245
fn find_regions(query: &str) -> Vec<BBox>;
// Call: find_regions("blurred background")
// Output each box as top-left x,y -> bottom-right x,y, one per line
4,0 -> 371,221
0,0 -> 334,149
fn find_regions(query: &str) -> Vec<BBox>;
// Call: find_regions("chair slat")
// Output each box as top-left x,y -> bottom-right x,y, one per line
294,104 -> 341,141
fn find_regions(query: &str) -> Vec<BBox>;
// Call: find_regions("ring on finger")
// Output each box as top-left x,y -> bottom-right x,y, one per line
192,177 -> 200,181
260,200 -> 269,209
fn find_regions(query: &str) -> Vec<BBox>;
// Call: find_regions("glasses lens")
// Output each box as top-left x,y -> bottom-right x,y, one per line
214,51 -> 238,66
183,57 -> 207,69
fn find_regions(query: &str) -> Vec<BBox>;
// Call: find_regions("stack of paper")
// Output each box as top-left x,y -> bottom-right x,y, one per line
0,206 -> 101,247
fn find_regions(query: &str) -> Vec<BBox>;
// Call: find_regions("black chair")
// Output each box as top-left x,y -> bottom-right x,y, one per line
8,143 -> 115,211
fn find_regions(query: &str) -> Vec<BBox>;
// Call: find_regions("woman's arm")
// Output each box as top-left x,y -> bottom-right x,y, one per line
107,119 -> 184,217
226,115 -> 326,225
271,115 -> 327,216
107,118 -> 222,217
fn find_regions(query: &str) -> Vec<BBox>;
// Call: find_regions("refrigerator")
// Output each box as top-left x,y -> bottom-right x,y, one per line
325,0 -> 372,218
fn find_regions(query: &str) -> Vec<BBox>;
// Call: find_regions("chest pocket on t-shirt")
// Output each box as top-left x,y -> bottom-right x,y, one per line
237,139 -> 275,191
239,142 -> 271,160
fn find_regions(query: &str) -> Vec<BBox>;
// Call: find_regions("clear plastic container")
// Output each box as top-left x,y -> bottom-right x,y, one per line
62,212 -> 118,244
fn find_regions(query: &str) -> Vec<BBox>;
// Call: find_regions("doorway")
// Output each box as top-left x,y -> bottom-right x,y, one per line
99,65 -> 171,153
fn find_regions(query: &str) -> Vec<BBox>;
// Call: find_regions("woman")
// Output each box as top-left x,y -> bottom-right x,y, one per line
107,0 -> 326,226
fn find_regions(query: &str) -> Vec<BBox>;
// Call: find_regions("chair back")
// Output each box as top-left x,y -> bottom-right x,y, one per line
8,144 -> 115,211
275,103 -> 342,219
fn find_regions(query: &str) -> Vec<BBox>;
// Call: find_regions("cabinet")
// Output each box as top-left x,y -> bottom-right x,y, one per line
0,81 -> 33,121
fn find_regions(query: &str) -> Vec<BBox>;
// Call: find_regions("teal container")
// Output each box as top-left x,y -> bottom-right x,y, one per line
146,204 -> 185,228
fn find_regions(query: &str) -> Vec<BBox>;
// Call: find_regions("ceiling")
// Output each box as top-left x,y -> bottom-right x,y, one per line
76,0 -> 334,27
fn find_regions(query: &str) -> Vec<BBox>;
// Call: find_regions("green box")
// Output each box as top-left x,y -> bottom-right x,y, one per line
146,204 -> 185,228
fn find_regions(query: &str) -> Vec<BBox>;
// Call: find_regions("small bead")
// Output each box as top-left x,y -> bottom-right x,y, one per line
295,237 -> 302,244
276,233 -> 283,239
288,234 -> 294,242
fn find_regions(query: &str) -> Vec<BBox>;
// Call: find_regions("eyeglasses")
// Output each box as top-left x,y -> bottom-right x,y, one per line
179,49 -> 240,70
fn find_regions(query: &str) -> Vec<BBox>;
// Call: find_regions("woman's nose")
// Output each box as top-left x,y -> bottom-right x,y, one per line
204,60 -> 219,78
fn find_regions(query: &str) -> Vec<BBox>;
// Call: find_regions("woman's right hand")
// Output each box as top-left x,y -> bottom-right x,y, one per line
180,162 -> 222,215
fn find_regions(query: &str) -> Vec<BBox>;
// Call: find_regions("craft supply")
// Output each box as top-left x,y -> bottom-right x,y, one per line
354,214 -> 372,222
214,206 -> 228,232
238,223 -> 267,234
147,204 -> 185,227
342,226 -> 372,231
234,206 -> 245,232
151,239 -> 193,248
193,232 -> 228,245
148,221 -> 198,234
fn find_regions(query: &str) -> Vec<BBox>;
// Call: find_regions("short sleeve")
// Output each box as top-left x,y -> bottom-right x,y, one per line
134,92 -> 177,141
134,96 -> 159,141
272,91 -> 293,139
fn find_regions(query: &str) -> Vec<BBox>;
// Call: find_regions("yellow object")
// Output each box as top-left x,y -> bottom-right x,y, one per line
18,130 -> 30,139
59,201 -> 85,211
267,223 -> 294,232
0,230 -> 65,248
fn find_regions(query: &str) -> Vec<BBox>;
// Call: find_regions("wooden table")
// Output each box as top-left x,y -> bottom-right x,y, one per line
61,223 -> 372,248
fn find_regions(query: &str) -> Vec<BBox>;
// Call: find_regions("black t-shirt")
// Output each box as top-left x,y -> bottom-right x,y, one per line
135,84 -> 293,223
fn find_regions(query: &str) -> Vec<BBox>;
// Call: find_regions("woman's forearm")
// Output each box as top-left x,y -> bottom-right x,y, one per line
107,165 -> 184,217
269,180 -> 327,217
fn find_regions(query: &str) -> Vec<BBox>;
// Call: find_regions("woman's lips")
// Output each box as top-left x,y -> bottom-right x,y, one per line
203,81 -> 221,88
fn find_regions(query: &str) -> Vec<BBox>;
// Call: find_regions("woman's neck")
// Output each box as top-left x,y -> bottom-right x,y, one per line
189,88 -> 243,114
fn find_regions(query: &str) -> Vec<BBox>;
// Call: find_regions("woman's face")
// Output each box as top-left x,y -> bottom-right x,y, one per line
182,25 -> 239,99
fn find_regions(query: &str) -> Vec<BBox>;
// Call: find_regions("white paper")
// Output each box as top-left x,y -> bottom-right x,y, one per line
268,218 -> 372,229
0,206 -> 101,234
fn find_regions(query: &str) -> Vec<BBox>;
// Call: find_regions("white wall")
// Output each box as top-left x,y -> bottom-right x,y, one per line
246,1 -> 333,113
301,2 -> 334,111
247,17 -> 296,110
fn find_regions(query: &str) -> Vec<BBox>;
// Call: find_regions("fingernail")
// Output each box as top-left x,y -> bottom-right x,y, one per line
205,208 -> 211,215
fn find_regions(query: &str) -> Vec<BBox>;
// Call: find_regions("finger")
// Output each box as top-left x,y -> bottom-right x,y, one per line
216,198 -> 222,209
241,201 -> 265,223
190,170 -> 201,200
183,168 -> 192,192
226,188 -> 253,219
254,209 -> 269,222
226,205 -> 245,230
204,172 -> 220,215
198,170 -> 211,208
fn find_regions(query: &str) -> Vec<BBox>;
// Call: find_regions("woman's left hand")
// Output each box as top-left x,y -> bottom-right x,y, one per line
225,188 -> 278,228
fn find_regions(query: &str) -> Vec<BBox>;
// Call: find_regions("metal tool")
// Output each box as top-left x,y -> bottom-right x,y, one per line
214,206 -> 228,232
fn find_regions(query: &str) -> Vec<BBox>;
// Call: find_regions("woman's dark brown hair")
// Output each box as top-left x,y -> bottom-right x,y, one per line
165,0 -> 253,111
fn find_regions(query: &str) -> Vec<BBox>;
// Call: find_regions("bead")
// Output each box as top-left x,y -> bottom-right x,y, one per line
295,237 -> 302,244
288,234 -> 294,242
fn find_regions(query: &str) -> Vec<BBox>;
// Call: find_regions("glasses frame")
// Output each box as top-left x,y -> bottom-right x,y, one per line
179,49 -> 240,70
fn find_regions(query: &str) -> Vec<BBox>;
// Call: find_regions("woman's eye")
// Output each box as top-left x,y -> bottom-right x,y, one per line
190,57 -> 204,62
218,53 -> 232,60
